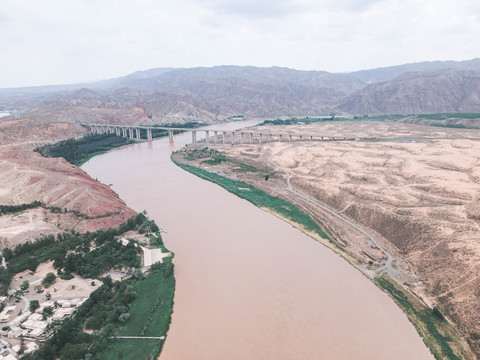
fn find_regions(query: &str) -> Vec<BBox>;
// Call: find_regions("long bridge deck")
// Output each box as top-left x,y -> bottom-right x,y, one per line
79,123 -> 356,145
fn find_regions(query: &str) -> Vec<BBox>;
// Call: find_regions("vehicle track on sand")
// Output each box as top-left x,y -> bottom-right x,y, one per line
267,153 -> 414,283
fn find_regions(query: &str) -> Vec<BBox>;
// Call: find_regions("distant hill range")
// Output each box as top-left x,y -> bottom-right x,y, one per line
339,69 -> 480,115
1,59 -> 480,124
346,58 -> 480,84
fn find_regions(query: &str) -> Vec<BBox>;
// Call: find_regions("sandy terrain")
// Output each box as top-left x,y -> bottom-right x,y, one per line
202,121 -> 480,355
0,261 -> 100,327
10,262 -> 100,302
0,144 -> 136,247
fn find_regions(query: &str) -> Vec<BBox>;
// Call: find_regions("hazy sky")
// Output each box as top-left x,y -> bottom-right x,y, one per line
1,0 -> 479,88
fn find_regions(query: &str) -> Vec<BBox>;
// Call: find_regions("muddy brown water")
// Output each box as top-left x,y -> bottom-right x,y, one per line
82,121 -> 433,360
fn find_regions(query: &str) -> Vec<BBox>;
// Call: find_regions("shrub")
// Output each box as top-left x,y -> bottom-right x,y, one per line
20,280 -> 30,291
42,272 -> 56,288
29,300 -> 40,312
60,273 -> 74,280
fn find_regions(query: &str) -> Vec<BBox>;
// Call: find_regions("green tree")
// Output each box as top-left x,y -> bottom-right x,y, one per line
29,300 -> 40,312
2,248 -> 13,261
20,280 -> 30,291
433,306 -> 444,321
42,272 -> 56,288
42,306 -> 53,319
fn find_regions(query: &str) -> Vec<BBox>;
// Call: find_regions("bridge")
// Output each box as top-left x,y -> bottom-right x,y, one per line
80,123 -> 356,145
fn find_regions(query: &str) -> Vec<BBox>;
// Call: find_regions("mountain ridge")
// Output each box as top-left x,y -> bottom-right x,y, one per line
1,60 -> 480,123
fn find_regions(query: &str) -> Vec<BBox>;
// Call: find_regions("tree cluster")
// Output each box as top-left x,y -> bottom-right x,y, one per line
35,133 -> 131,165
1,213 -> 148,295
0,201 -> 42,215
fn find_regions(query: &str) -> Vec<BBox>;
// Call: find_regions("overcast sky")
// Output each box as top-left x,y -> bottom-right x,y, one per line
1,0 -> 479,88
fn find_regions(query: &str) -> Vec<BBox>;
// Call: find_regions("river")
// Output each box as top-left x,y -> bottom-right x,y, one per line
82,121 -> 433,360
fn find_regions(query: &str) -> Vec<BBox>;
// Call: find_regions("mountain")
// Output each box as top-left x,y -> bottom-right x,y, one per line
346,58 -> 480,84
3,61 -> 480,124
92,67 -> 178,89
21,66 -> 366,124
338,69 -> 480,115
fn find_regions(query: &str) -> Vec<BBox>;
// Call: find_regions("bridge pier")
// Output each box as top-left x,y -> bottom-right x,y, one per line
268,134 -> 272,142
289,134 -> 292,142
213,131 -> 217,145
136,128 -> 141,140
310,136 -> 313,141
249,133 -> 253,144
231,132 -> 235,145
205,131 -> 209,144
192,130 -> 197,144
168,130 -> 174,143
222,132 -> 226,144
129,128 -> 134,139
116,127 -> 121,136
240,133 -> 243,145
259,133 -> 263,144
147,129 -> 153,142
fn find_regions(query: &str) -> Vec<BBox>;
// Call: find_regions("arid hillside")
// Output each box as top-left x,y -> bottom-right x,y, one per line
0,118 -> 85,146
339,69 -> 480,114
208,121 -> 480,355
0,144 -> 136,248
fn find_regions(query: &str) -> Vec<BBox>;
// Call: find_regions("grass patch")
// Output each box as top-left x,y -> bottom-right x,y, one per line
115,266 -> 174,337
98,339 -> 162,360
191,149 -> 260,173
173,157 -> 329,240
376,277 -> 467,360
97,262 -> 175,359
202,154 -> 227,166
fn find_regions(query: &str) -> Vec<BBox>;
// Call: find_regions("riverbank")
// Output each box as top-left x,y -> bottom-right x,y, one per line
172,147 -> 472,360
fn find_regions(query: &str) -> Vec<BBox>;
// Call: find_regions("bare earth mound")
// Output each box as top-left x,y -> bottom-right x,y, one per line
0,144 -> 136,248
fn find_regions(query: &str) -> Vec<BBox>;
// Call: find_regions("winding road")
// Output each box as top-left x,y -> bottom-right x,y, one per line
267,153 -> 412,282
21,295 -> 30,313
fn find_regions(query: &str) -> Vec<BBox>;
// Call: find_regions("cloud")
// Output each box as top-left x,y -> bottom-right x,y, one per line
199,0 -> 383,20
0,0 -> 479,87
199,0 -> 308,19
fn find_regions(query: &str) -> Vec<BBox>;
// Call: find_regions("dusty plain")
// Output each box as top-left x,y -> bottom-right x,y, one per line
194,121 -> 480,356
